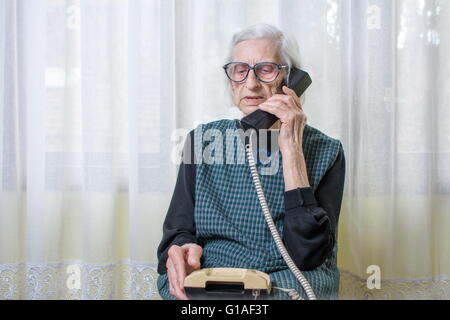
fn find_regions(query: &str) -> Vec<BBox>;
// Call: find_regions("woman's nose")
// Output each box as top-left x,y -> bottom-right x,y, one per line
245,70 -> 261,90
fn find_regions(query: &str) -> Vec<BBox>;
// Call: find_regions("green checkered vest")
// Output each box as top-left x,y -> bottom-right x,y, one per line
158,119 -> 342,300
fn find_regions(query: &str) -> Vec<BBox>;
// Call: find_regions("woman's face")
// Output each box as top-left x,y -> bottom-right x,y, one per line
230,38 -> 286,116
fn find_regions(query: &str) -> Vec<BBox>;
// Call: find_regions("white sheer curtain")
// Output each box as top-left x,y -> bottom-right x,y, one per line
0,0 -> 449,300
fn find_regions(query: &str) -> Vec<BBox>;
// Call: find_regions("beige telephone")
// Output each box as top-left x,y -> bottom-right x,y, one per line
184,126 -> 317,300
184,268 -> 271,300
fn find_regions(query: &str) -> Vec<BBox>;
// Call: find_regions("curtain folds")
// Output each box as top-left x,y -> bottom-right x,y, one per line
0,0 -> 449,299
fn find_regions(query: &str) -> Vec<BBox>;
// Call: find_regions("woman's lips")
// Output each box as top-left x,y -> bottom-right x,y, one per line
244,97 -> 265,105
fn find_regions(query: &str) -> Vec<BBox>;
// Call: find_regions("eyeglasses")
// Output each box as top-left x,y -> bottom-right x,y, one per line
222,62 -> 288,83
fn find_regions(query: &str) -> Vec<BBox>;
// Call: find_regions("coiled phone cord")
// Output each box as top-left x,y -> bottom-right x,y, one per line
272,287 -> 301,300
244,141 -> 317,301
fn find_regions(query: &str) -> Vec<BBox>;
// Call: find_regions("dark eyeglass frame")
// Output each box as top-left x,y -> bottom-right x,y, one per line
222,62 -> 288,83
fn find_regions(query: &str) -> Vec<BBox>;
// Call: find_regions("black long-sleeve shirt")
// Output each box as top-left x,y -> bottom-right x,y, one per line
157,128 -> 345,274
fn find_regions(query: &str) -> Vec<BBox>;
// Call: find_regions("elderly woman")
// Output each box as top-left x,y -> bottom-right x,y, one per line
156,23 -> 345,300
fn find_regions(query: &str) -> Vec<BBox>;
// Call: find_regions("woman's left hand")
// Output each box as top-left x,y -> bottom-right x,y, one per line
259,86 -> 306,154
259,86 -> 310,189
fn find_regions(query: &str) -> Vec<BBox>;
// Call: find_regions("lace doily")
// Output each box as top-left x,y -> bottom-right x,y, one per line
0,262 -> 162,300
339,269 -> 450,300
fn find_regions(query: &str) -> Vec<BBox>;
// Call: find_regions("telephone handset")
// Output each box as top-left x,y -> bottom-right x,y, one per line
240,68 -> 312,130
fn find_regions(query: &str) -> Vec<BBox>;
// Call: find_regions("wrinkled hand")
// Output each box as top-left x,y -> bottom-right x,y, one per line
259,86 -> 306,153
166,243 -> 202,300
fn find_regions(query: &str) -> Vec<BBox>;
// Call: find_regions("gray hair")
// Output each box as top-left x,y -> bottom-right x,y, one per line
226,23 -> 301,84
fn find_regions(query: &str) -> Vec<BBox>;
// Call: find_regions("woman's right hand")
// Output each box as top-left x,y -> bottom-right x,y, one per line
166,243 -> 203,300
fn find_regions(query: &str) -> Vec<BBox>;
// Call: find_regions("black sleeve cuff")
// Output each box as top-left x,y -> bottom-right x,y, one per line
284,187 -> 317,210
